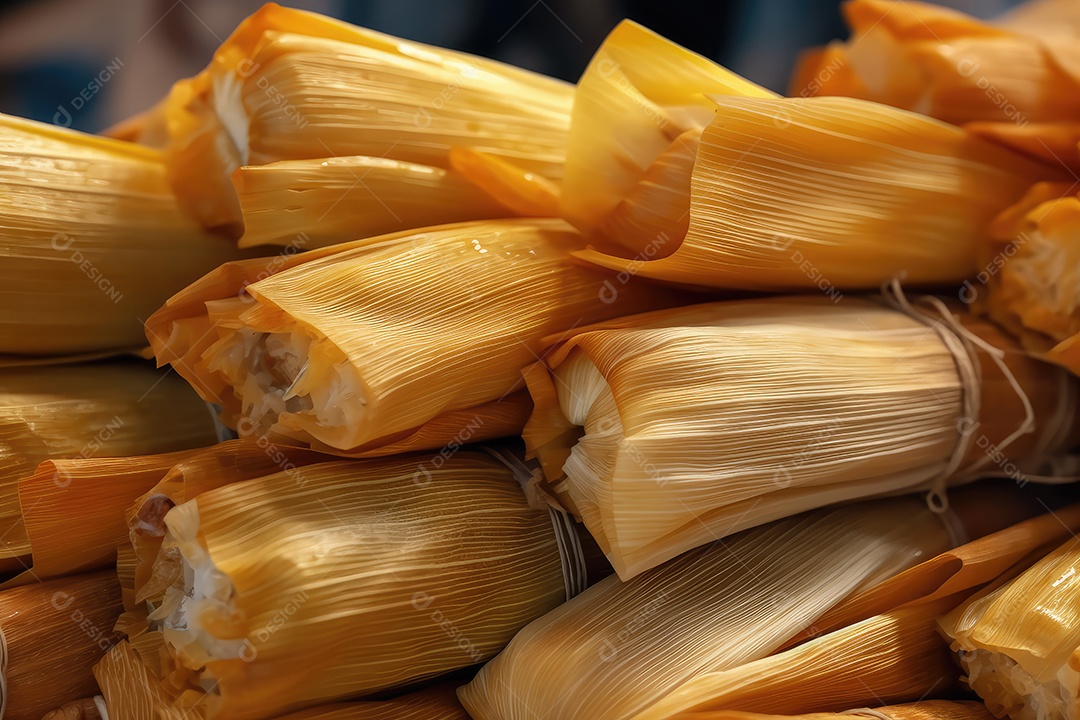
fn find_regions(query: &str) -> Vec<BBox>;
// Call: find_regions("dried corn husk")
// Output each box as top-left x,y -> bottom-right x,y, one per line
0,362 -> 217,575
676,701 -> 996,720
0,113 -> 244,356
10,449 -> 199,585
939,535 -> 1080,720
792,0 -> 1080,171
569,93 -> 1061,290
631,596 -> 964,720
130,3 -> 572,234
977,182 -> 1080,375
523,297 -> 1078,578
143,452 -> 565,719
0,572 -> 122,720
274,684 -> 470,719
233,157 -> 512,250
40,698 -> 105,720
458,497 -> 955,720
146,219 -> 681,456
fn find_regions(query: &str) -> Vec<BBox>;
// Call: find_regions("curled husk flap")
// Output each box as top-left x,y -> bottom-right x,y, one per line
146,219 -> 683,456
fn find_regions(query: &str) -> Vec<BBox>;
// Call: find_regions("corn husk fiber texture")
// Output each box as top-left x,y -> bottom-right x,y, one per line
458,497 -> 953,720
150,452 -> 564,719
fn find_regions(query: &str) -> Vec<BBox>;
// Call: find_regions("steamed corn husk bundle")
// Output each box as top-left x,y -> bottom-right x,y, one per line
274,684 -> 471,720
146,219 -> 681,457
127,3 -> 572,235
791,0 -> 1080,171
132,452 -> 569,719
41,698 -> 105,720
973,182 -> 1080,376
676,701 -> 997,720
558,19 -> 1061,291
0,114 -> 245,356
0,571 -> 122,720
939,535 -> 1080,720
0,362 -> 217,576
522,296 -> 1078,578
459,497 -> 958,720
10,449 -> 199,585
233,157 -> 511,249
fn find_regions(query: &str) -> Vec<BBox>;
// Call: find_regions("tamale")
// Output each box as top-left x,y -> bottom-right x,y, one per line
146,219 -> 682,456
129,3 -> 572,234
146,452 -> 573,719
0,572 -> 122,720
977,182 -> 1080,376
939,536 -> 1080,720
559,19 -> 1059,291
40,698 -> 105,720
677,701 -> 997,720
234,157 -> 510,249
0,114 -> 244,356
523,297 -> 1079,578
252,684 -> 470,719
0,361 -> 217,575
12,449 -> 199,584
459,497 -> 968,720
792,0 -> 1080,170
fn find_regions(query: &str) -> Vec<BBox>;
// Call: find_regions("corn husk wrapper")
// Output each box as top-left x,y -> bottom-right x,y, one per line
9,449 -> 199,586
273,684 -> 470,720
785,497 -> 1080,648
976,181 -> 1080,376
632,596 -> 963,720
458,497 -> 954,720
233,156 -> 512,250
0,362 -> 217,575
0,571 -> 122,720
147,219 -> 681,456
40,698 -> 105,720
144,452 -> 564,719
0,114 -> 245,356
523,297 -> 1078,578
939,534 -> 1080,720
125,440 -> 333,609
569,92 -> 1060,291
677,701 -> 996,720
792,0 -> 1080,172
130,3 -> 572,234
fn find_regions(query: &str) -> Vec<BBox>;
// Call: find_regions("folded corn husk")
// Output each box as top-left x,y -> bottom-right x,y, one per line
135,452 -> 566,719
255,684 -> 470,720
233,157 -> 511,249
975,181 -> 1080,376
0,114 -> 245,356
791,0 -> 1080,171
560,19 -> 1061,291
124,3 -> 572,235
939,535 -> 1080,720
0,361 -> 217,576
678,701 -> 997,720
523,297 -> 1078,578
146,219 -> 681,456
40,698 -> 105,720
0,571 -> 122,720
459,497 -> 957,720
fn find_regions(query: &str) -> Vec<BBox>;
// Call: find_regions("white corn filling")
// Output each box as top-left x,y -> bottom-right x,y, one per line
1009,228 -> 1079,322
959,647 -> 1080,720
206,328 -> 366,440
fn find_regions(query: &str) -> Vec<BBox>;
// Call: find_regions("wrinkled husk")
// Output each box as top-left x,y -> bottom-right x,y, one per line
675,700 -> 995,720
0,113 -> 245,356
146,219 -> 683,457
523,297 -> 1078,578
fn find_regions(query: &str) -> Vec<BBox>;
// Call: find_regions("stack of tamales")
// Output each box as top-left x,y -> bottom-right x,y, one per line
1,1 -> 1080,719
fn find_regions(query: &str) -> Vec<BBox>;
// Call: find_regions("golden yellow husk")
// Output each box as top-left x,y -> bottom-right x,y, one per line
146,219 -> 681,457
522,297 -> 1078,578
40,698 -> 104,720
124,3 -> 572,235
0,361 -> 217,576
674,701 -> 997,720
0,113 -> 245,356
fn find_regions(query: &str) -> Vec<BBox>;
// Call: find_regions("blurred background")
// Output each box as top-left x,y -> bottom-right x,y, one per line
0,0 -> 1024,133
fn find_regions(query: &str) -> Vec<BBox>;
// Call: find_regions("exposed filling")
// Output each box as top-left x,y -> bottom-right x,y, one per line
1005,227 -> 1080,340
959,647 -> 1080,720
